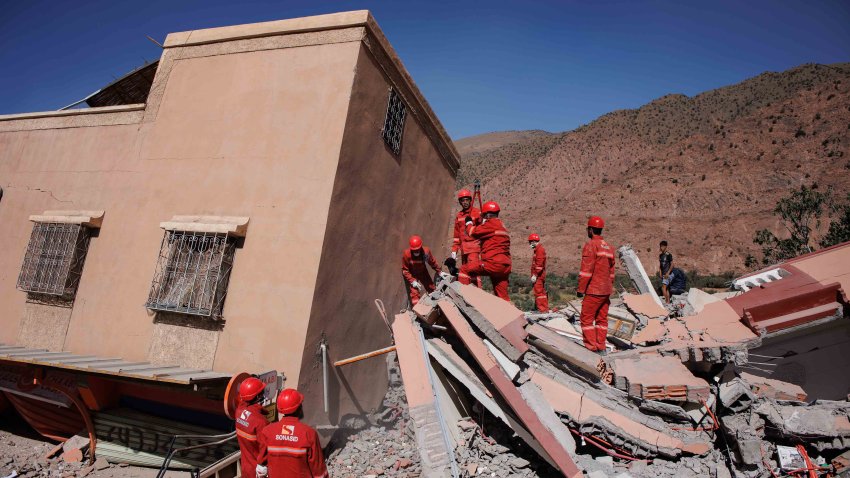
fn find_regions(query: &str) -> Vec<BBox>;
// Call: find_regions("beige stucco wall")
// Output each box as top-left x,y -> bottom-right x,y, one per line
0,40 -> 362,386
298,44 -> 457,430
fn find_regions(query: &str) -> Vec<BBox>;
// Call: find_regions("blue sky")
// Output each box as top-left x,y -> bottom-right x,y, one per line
1,0 -> 848,139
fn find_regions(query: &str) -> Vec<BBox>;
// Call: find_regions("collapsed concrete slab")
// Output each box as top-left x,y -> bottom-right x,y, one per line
437,300 -> 582,477
607,355 -> 710,403
739,372 -> 807,401
754,399 -> 850,452
623,293 -> 669,319
617,245 -> 664,307
392,312 -> 456,478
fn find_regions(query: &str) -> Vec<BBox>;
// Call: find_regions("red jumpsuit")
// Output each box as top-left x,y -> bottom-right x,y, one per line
258,416 -> 329,478
235,402 -> 268,478
460,218 -> 512,301
577,235 -> 616,351
453,207 -> 482,287
531,244 -> 549,312
402,246 -> 442,305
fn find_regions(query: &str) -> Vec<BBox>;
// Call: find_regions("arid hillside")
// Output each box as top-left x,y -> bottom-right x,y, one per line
456,63 -> 850,275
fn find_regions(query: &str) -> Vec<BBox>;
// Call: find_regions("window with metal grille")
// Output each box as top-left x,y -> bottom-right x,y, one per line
145,231 -> 236,318
17,223 -> 91,299
382,88 -> 407,155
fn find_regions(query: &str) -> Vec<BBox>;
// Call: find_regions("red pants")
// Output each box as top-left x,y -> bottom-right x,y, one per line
533,276 -> 549,312
460,261 -> 511,302
459,253 -> 483,287
409,279 -> 436,306
580,294 -> 609,351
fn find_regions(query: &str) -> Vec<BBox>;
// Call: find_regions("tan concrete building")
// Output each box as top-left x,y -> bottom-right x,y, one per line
0,10 -> 458,455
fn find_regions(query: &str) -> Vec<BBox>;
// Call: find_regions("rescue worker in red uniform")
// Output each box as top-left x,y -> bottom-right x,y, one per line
256,388 -> 328,478
452,189 -> 482,287
528,233 -> 549,312
460,201 -> 512,301
402,235 -> 442,306
235,377 -> 269,478
577,216 -> 616,354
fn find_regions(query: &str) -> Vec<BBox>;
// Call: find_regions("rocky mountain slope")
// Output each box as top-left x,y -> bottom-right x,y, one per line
456,63 -> 850,275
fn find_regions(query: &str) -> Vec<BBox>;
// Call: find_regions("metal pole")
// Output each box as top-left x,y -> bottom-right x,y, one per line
320,341 -> 329,413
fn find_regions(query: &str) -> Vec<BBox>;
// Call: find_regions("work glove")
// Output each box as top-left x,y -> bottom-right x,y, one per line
439,271 -> 453,283
451,251 -> 457,260
256,465 -> 268,477
464,216 -> 473,226
411,281 -> 423,291
530,275 -> 537,283
576,290 -> 584,298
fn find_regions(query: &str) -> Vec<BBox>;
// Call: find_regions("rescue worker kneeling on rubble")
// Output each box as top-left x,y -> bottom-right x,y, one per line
460,201 -> 512,301
235,377 -> 268,478
256,388 -> 329,478
577,216 -> 616,354
402,235 -> 443,306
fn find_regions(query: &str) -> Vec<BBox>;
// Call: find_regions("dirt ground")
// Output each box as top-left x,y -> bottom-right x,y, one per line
0,411 -> 187,478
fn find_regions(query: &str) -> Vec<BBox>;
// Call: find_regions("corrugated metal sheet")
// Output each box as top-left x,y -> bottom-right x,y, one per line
4,391 -> 84,441
93,408 -> 238,469
0,343 -> 230,385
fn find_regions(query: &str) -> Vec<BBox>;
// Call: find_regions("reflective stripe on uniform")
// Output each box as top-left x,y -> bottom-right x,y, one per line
268,445 -> 307,456
236,429 -> 257,441
579,271 -> 592,277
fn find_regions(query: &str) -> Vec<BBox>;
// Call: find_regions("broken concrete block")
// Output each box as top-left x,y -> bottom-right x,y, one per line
739,372 -> 807,401
623,293 -> 668,318
526,323 -> 602,380
686,288 -> 721,314
617,245 -> 663,306
63,434 -> 89,453
755,400 -> 850,452
608,355 -> 710,403
718,377 -> 755,412
445,284 -> 529,361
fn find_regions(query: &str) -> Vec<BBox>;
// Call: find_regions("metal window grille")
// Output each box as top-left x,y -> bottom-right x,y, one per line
145,231 -> 236,318
16,223 -> 91,299
382,88 -> 407,155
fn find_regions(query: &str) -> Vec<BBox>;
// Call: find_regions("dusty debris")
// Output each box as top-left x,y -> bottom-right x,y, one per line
389,271 -> 850,478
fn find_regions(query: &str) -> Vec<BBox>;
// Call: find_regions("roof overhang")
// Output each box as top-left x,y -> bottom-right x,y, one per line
0,343 -> 230,386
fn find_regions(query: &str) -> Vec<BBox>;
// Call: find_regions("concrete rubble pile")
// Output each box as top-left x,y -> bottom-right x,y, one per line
387,254 -> 850,478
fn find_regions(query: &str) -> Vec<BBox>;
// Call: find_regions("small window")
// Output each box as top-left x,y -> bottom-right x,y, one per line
145,231 -> 236,318
382,88 -> 407,155
17,222 -> 91,299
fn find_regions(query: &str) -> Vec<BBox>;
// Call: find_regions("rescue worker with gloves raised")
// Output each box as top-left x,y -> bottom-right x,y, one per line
528,233 -> 549,312
402,235 -> 442,306
577,216 -> 616,354
452,189 -> 482,287
235,377 -> 269,478
256,388 -> 328,478
459,201 -> 512,301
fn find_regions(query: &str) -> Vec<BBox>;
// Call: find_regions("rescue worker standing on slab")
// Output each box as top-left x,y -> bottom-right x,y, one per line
256,388 -> 328,478
452,189 -> 482,287
528,233 -> 549,312
577,216 -> 616,354
235,377 -> 269,478
402,235 -> 442,306
460,201 -> 512,301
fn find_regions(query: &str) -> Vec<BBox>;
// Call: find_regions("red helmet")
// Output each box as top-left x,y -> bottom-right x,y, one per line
238,377 -> 266,402
457,189 -> 473,200
482,201 -> 500,214
277,388 -> 304,415
528,233 -> 540,242
409,235 -> 423,250
587,216 -> 605,229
